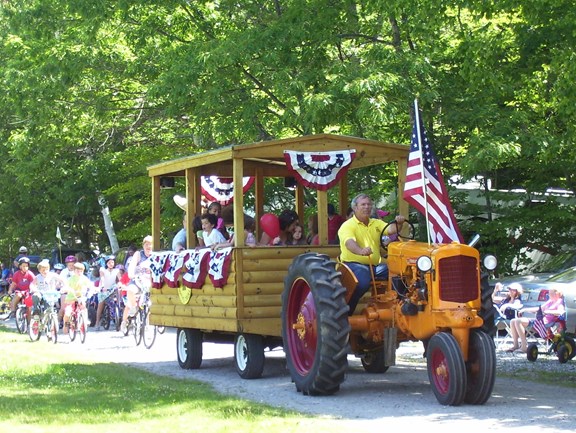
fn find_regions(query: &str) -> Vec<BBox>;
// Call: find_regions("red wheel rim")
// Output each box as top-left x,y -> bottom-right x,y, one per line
430,347 -> 450,395
286,278 -> 317,375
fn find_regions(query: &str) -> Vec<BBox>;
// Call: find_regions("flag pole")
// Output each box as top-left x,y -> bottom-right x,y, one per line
413,98 -> 432,245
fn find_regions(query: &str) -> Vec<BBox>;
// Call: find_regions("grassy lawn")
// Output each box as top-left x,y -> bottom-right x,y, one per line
0,326 -> 336,433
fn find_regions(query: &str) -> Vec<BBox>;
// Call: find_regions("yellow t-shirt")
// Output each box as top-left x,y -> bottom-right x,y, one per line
338,216 -> 386,265
65,274 -> 91,301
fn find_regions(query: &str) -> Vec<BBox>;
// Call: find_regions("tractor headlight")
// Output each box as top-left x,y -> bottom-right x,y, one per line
416,256 -> 433,273
483,255 -> 497,271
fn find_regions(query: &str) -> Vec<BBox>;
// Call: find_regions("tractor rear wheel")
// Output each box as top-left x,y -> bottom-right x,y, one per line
282,253 -> 351,395
464,330 -> 496,405
479,272 -> 496,337
426,332 -> 466,406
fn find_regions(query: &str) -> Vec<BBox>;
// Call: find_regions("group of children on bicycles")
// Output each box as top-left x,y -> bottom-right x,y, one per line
2,235 -> 153,337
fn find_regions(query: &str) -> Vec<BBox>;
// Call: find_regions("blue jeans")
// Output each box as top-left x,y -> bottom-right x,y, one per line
345,262 -> 388,315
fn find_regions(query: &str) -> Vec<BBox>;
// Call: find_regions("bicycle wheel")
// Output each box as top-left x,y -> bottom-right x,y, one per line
102,303 -> 111,330
47,313 -> 58,344
114,303 -> 121,332
28,315 -> 41,341
15,306 -> 27,334
78,312 -> 87,344
134,309 -> 143,346
68,313 -> 77,342
143,309 -> 157,349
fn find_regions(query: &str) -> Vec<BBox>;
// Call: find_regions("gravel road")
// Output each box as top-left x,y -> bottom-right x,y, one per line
49,326 -> 576,433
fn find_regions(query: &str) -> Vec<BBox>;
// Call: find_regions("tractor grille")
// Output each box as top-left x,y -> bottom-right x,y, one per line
438,255 -> 478,303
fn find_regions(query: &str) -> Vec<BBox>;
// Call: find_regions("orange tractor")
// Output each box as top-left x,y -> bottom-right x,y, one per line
282,227 -> 497,406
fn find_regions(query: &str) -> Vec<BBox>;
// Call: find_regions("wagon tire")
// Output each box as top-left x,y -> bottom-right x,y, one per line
234,333 -> 265,379
426,332 -> 467,406
282,253 -> 351,396
177,328 -> 203,370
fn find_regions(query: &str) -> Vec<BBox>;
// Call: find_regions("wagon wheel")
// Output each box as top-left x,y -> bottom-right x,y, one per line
565,336 -> 576,360
177,328 -> 203,369
234,333 -> 265,379
380,221 -> 415,251
426,332 -> 467,406
464,330 -> 496,405
282,253 -> 351,396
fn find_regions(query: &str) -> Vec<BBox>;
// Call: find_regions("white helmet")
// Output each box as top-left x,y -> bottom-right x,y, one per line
18,246 -> 28,253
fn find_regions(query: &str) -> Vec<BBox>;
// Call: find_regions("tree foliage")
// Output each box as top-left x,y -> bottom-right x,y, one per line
0,0 -> 574,274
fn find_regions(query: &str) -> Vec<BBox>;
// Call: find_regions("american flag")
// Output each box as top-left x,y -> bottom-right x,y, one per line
403,109 -> 463,244
532,306 -> 549,339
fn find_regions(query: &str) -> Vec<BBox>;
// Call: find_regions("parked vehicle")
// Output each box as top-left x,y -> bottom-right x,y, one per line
147,134 -> 498,406
519,266 -> 576,335
490,250 -> 576,292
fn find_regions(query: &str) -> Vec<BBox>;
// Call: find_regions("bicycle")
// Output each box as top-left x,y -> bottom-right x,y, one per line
14,291 -> 31,334
99,286 -> 123,332
28,290 -> 60,344
66,296 -> 88,343
123,290 -> 156,348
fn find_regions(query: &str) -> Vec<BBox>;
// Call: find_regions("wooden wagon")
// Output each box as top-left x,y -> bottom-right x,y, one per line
146,133 -> 409,374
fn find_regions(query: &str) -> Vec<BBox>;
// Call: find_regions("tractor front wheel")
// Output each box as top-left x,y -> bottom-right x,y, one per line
282,253 -> 351,396
464,330 -> 496,405
361,348 -> 390,374
426,332 -> 467,406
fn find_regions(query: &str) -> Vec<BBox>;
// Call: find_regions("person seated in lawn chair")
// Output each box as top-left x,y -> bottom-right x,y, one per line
508,288 -> 565,353
495,282 -> 524,320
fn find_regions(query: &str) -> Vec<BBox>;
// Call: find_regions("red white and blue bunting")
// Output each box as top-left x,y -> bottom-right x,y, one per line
201,176 -> 255,205
283,149 -> 356,191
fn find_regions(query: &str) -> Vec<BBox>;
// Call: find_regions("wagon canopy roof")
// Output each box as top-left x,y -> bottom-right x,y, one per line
148,133 -> 409,178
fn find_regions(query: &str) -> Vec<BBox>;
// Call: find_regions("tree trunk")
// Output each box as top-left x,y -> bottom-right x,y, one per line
98,194 -> 120,253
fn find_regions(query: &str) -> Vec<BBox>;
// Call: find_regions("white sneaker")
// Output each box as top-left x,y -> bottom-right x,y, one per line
120,321 -> 127,334
95,325 -> 101,332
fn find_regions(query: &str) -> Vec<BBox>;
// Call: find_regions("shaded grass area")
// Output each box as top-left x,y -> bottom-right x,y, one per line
0,326 -> 333,433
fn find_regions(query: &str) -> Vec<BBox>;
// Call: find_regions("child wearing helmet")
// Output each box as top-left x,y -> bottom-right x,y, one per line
57,255 -> 78,325
5,257 -> 35,321
62,262 -> 93,334
30,260 -> 66,315
121,236 -> 153,334
94,255 -> 119,331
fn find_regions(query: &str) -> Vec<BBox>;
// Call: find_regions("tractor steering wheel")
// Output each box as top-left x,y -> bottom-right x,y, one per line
380,220 -> 415,251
